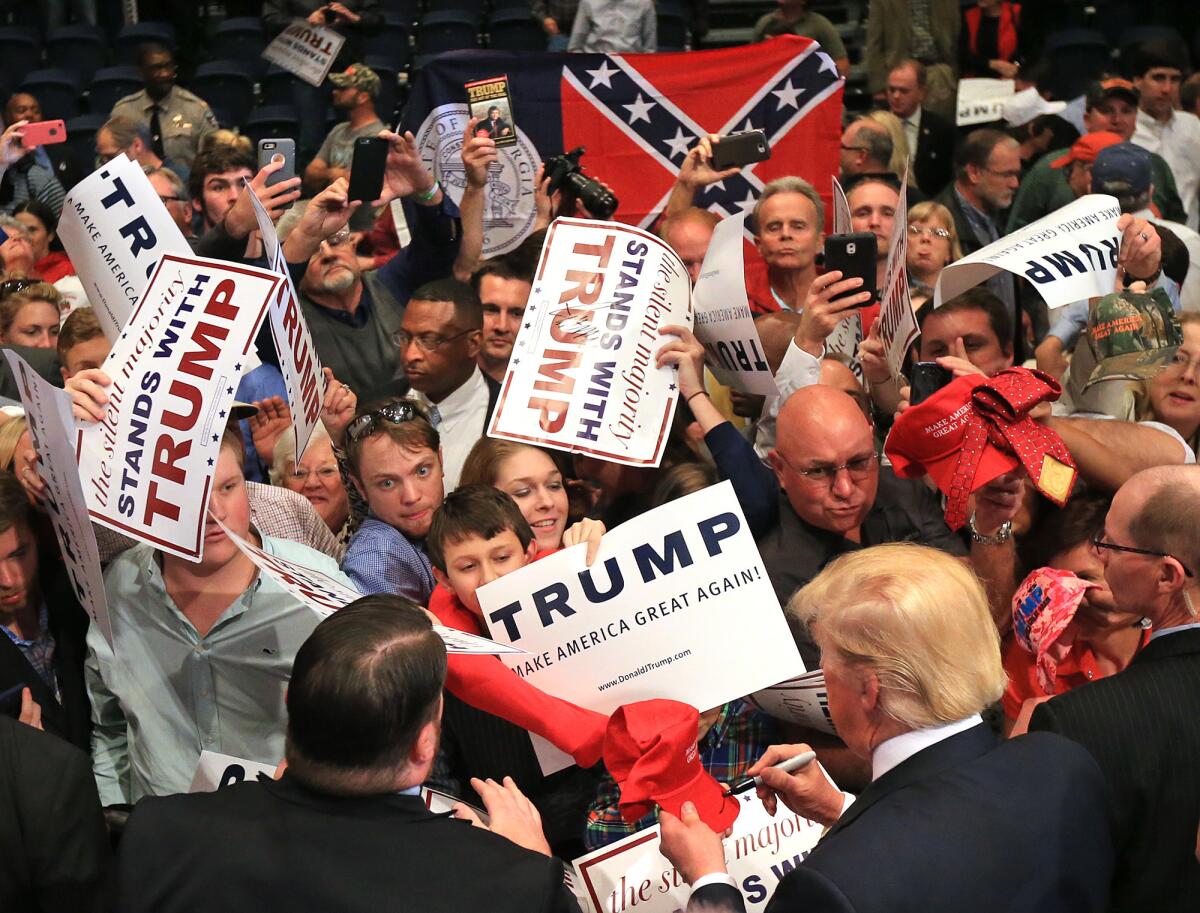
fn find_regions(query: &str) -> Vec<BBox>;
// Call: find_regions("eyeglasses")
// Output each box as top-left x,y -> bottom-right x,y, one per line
157,195 -> 184,204
779,452 -> 878,484
1165,349 -> 1200,376
287,465 -> 340,483
908,225 -> 952,240
1091,529 -> 1195,577
983,167 -> 1022,180
346,401 -> 422,444
840,144 -> 868,153
391,327 -> 476,353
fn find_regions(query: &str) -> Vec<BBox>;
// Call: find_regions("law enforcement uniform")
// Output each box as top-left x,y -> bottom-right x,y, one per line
110,86 -> 218,173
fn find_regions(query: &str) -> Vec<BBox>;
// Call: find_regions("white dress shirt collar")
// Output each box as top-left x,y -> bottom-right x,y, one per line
408,365 -> 487,426
1149,620 -> 1200,642
871,714 -> 983,782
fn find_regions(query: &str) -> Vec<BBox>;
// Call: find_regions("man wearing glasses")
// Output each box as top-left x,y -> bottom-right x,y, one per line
1031,465 -> 1200,913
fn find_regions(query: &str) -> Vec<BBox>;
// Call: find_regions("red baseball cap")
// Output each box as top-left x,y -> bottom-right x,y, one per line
603,700 -> 740,833
885,374 -> 1019,496
1051,131 -> 1123,169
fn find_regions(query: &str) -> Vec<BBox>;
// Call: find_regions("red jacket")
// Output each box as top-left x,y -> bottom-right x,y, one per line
964,3 -> 1021,62
428,559 -> 607,768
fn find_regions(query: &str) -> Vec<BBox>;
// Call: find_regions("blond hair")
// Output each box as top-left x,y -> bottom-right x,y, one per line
788,543 -> 1005,730
907,200 -> 963,262
864,109 -> 910,178
0,414 -> 28,472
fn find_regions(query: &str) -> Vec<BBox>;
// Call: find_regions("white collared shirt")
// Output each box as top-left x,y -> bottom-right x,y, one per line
406,367 -> 490,491
1149,621 -> 1200,642
902,107 -> 923,162
1133,107 -> 1200,230
871,714 -> 984,781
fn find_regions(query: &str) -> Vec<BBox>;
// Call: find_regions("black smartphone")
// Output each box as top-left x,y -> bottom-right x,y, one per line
257,138 -> 296,188
322,6 -> 336,23
710,130 -> 771,170
823,232 -> 877,309
346,136 -> 388,202
909,362 -> 954,405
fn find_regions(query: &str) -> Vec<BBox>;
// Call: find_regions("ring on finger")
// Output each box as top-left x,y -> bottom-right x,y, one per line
1139,231 -> 1149,242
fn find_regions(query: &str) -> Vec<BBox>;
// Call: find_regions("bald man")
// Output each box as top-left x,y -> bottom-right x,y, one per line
839,119 -> 893,180
660,207 -> 721,285
1031,466 -> 1200,913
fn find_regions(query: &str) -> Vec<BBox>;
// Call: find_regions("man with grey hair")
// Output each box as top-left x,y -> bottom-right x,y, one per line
95,115 -> 185,180
144,166 -> 191,237
750,175 -> 826,312
838,118 -> 893,181
658,543 -> 1113,913
1031,465 -> 1200,913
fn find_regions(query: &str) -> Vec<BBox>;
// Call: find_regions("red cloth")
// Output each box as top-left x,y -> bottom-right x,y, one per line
428,555 -> 608,769
34,251 -> 74,284
1001,626 -> 1150,720
964,3 -> 1021,62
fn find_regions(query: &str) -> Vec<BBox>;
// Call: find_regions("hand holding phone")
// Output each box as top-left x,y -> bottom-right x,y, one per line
710,130 -> 771,171
822,232 -> 878,309
257,138 -> 296,188
909,362 -> 953,405
19,120 -> 66,147
347,136 -> 388,203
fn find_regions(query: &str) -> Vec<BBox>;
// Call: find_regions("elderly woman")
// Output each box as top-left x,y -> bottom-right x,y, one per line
12,200 -> 73,283
906,200 -> 961,302
658,543 -> 1113,911
0,282 -> 62,348
272,422 -> 352,557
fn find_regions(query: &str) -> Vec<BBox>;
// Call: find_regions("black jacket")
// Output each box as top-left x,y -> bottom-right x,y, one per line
911,108 -> 956,198
1030,627 -> 1200,913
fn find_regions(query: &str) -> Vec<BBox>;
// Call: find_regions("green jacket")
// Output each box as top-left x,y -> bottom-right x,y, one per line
1007,146 -> 1187,232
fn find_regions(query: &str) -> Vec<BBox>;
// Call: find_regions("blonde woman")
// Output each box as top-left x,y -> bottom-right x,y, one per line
906,200 -> 962,298
864,109 -> 911,178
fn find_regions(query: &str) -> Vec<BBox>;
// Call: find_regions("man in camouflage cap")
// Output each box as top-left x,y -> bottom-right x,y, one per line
303,63 -> 385,196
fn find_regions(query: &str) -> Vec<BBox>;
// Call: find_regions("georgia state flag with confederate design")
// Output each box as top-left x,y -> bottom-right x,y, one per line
403,36 -> 843,309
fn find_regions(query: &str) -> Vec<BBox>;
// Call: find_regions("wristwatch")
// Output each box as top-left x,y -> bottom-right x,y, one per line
967,514 -> 1012,545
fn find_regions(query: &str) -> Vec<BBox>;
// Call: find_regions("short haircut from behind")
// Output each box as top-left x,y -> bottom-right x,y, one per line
285,595 -> 447,796
789,543 -> 1006,729
427,484 -> 533,572
410,278 -> 483,329
57,307 -> 105,360
344,399 -> 439,479
0,469 -> 30,535
752,176 -> 825,236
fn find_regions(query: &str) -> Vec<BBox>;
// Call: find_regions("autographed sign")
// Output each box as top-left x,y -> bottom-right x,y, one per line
59,154 -> 192,341
262,20 -> 345,87
248,185 -> 326,460
489,218 -> 692,467
476,481 -> 803,720
746,670 -> 836,735
692,212 -> 779,396
573,790 -> 825,913
219,519 -> 526,655
77,255 -> 280,561
189,751 -> 277,793
5,352 -> 111,645
936,194 -> 1122,309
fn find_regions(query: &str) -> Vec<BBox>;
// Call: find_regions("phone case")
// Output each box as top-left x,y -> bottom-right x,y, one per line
711,130 -> 771,170
823,232 -> 878,308
20,119 -> 66,146
347,137 -> 388,202
258,138 -> 296,187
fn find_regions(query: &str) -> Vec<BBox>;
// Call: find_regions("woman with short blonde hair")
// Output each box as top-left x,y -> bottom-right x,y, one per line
906,200 -> 961,300
788,542 -> 1006,730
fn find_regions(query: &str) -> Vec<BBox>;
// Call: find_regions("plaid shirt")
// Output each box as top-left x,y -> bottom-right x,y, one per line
585,700 -> 779,850
2,602 -> 58,698
341,516 -> 435,605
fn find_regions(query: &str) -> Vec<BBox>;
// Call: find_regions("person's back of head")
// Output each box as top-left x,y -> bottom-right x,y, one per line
285,595 -> 447,796
1122,465 -> 1200,621
789,543 -> 1006,732
846,119 -> 894,175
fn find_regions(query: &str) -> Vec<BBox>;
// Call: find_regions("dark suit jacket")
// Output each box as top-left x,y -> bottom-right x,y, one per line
0,570 -> 91,751
691,724 -> 1112,913
912,108 -> 956,198
1030,628 -> 1200,913
934,182 -> 992,257
114,773 -> 581,913
0,715 -> 109,913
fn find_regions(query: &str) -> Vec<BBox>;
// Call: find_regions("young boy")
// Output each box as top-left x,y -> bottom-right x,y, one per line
56,307 -> 110,382
341,401 -> 442,603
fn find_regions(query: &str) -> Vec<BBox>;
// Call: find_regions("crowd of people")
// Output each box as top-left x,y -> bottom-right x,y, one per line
0,1 -> 1198,912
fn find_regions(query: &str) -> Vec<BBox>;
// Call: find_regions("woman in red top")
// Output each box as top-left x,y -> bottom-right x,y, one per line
13,200 -> 74,284
1004,493 -> 1150,734
960,0 -> 1023,80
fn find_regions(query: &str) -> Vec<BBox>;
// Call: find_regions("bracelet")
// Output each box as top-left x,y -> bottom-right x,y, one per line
685,391 -> 706,405
416,181 -> 440,202
967,514 -> 1012,545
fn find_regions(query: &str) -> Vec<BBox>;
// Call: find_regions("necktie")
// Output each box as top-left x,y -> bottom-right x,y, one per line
149,105 -> 165,160
426,404 -> 441,428
944,369 -> 1076,530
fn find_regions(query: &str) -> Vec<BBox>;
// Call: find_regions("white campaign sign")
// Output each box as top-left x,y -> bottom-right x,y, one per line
262,20 -> 345,87
5,353 -> 111,646
217,519 -> 525,655
746,670 -> 836,735
876,170 -> 919,376
831,176 -> 851,235
189,750 -> 278,792
936,194 -> 1122,310
58,154 -> 192,342
247,184 -> 326,460
573,790 -> 825,913
489,218 -> 692,467
693,212 -> 779,396
77,254 -> 280,561
476,480 -> 804,725
956,78 -> 1015,127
